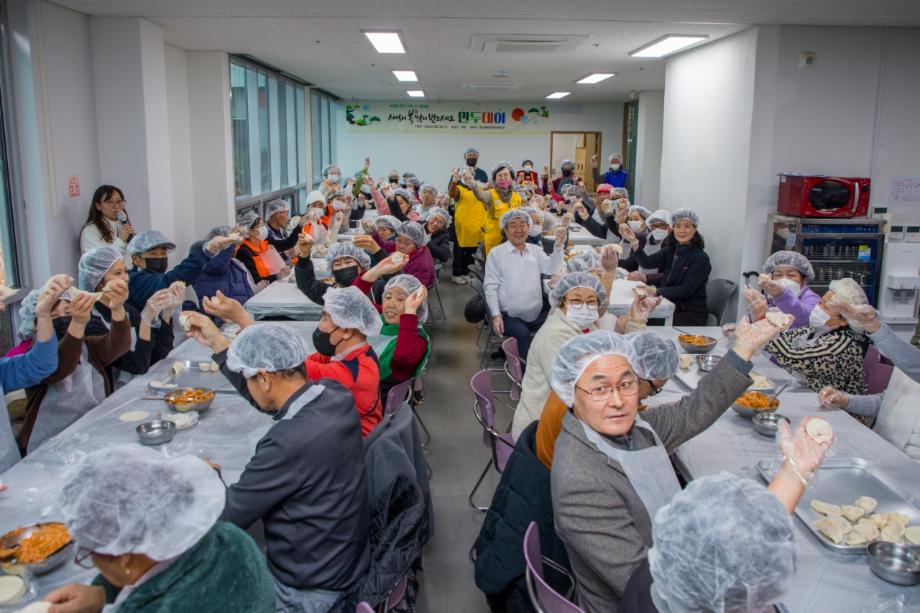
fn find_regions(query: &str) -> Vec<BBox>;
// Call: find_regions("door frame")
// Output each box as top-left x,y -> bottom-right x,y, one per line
549,130 -> 602,190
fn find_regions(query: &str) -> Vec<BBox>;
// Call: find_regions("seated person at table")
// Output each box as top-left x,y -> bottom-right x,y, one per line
833,300 -> 920,384
374,215 -> 400,241
45,446 -> 275,613
0,275 -> 67,473
511,272 -> 607,440
620,423 -> 831,613
264,198 -> 296,256
303,190 -> 335,237
460,161 -> 524,254
744,250 -> 820,329
549,320 -> 781,612
370,184 -> 419,222
353,220 -> 436,288
79,247 -> 179,379
233,210 -> 294,285
762,277 -> 870,395
126,229 -> 232,311
423,206 -> 452,264
180,318 -> 370,610
295,240 -> 371,306
624,208 -> 712,326
484,209 -> 566,360
17,282 -> 132,453
413,183 -> 438,219
192,226 -> 256,311
520,205 -> 557,248
624,209 -> 670,284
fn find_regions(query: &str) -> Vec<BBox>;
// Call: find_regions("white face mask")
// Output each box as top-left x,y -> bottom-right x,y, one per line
529,224 -> 543,237
523,165 -> 533,171
327,173 -> 340,182
610,163 -> 621,171
809,305 -> 832,330
256,225 -> 268,241
628,220 -> 644,232
309,208 -> 323,220
775,278 -> 801,294
566,304 -> 599,329
651,228 -> 669,241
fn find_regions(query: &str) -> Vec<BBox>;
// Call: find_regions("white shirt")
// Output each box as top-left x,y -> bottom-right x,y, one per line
80,217 -> 128,254
484,240 -> 564,321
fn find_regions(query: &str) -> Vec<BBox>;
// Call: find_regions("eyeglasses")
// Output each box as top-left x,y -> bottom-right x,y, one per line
645,379 -> 664,396
102,199 -> 125,207
574,376 -> 640,402
565,298 -> 600,308
75,546 -> 95,569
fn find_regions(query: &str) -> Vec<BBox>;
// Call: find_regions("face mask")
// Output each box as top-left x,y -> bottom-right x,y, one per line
566,304 -> 599,329
495,179 -> 513,190
333,265 -> 359,287
775,278 -> 801,294
809,305 -> 832,330
312,326 -> 340,357
52,316 -> 72,340
389,177 -> 399,184
256,226 -> 268,241
529,224 -> 543,237
523,165 -> 533,171
610,163 -> 621,171
144,257 -> 168,274
562,168 -> 573,177
628,221 -> 644,232
309,208 -> 323,220
327,173 -> 340,182
651,229 -> 669,241
466,158 -> 478,167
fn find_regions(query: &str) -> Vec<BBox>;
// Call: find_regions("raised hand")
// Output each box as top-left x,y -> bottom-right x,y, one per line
778,417 -> 833,483
69,291 -> 96,325
831,301 -> 882,334
742,287 -> 768,320
600,245 -> 619,272
35,274 -> 73,318
731,316 -> 783,361
99,279 -> 129,309
202,290 -> 250,327
404,287 -> 428,315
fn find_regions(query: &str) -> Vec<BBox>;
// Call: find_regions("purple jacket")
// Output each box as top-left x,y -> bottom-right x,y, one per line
771,284 -> 821,328
371,233 -> 436,288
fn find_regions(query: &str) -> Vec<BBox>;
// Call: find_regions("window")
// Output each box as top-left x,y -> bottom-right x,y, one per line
310,90 -> 342,190
229,57 -> 307,215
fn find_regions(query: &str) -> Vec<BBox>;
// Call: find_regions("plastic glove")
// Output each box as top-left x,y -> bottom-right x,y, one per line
818,386 -> 849,409
831,301 -> 882,334
731,316 -> 782,361
778,417 -> 833,485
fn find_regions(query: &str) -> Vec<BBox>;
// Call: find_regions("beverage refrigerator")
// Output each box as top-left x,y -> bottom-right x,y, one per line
765,214 -> 887,306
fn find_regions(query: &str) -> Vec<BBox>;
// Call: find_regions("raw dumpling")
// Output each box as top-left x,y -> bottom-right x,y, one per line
855,496 -> 878,512
209,361 -> 220,372
765,311 -> 794,330
845,531 -> 870,546
852,521 -> 880,542
881,512 -> 910,528
904,526 -> 920,545
806,417 -> 834,444
810,499 -> 841,516
171,361 -> 186,375
880,520 -> 906,543
841,505 -> 865,522
198,362 -> 211,371
815,517 -> 846,544
869,514 -> 886,529
679,355 -> 694,370
178,314 -> 192,332
759,273 -> 772,285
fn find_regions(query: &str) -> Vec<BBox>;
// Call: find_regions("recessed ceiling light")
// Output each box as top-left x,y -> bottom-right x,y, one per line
577,73 -> 615,84
545,92 -> 570,99
392,70 -> 418,82
407,90 -> 425,97
629,35 -> 708,58
364,32 -> 406,54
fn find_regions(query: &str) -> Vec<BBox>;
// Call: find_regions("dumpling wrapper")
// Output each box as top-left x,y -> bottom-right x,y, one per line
810,499 -> 841,516
806,417 -> 834,444
179,315 -> 193,332
0,575 -> 26,605
855,496 -> 878,512
841,505 -> 865,522
14,602 -> 52,613
904,526 -> 920,545
118,410 -> 149,423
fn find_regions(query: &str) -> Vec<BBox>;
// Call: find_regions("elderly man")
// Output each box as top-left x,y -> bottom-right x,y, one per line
592,152 -> 628,188
484,209 -> 566,360
459,146 -> 488,183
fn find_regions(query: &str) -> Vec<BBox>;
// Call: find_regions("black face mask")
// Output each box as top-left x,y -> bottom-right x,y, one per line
52,316 -> 72,340
312,326 -> 340,357
466,158 -> 478,167
333,265 -> 359,287
561,168 -> 573,177
389,177 -> 399,184
144,257 -> 168,274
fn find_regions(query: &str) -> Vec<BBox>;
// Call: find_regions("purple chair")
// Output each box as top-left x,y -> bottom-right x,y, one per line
469,369 -> 516,511
385,378 -> 414,416
356,604 -> 375,613
864,346 -> 894,395
523,522 -> 583,613
355,574 -> 408,612
502,337 -> 524,402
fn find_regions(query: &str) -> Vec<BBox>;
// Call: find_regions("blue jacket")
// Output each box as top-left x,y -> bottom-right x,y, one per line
603,168 -> 628,188
127,241 -> 212,311
192,245 -> 255,307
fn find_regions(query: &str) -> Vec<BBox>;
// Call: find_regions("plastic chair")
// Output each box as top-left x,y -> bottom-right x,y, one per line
864,346 -> 895,394
426,278 -> 447,325
385,378 -> 414,416
469,278 -> 504,364
469,370 -> 515,511
523,522 -> 583,613
356,604 -> 375,613
502,337 -> 524,402
354,574 -> 408,612
706,278 -> 737,326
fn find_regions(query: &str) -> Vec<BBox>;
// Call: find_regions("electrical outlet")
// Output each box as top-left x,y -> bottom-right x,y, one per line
799,51 -> 817,69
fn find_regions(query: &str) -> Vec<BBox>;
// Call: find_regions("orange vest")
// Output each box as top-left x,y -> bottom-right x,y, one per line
236,238 -> 273,279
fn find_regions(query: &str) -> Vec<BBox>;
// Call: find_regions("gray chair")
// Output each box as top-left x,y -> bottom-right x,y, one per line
706,279 -> 737,326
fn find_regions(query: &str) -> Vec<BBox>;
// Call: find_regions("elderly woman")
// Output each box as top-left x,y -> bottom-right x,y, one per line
511,272 -> 608,440
461,161 -> 524,254
424,206 -> 452,264
625,209 -> 670,283
414,183 -> 439,218
354,220 -> 436,288
192,226 -> 256,309
370,184 -> 419,222
744,250 -> 820,329
764,277 -> 870,395
625,208 -> 711,326
372,215 -> 400,241
549,319 -> 781,613
233,211 -> 289,284
294,239 -> 371,305
44,446 -> 274,612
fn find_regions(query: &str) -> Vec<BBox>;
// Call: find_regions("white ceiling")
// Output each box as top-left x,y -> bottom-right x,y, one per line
53,1 -> 920,102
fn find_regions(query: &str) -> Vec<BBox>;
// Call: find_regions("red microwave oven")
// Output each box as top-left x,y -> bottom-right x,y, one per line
777,174 -> 870,218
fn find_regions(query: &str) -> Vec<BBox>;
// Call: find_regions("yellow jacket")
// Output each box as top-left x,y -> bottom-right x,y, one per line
454,184 -> 486,248
483,189 -> 523,254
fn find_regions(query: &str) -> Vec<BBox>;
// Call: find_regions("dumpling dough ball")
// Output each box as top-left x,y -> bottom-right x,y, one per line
805,417 -> 833,444
855,496 -> 878,512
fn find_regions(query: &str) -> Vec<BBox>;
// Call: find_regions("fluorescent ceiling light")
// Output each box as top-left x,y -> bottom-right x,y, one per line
407,90 -> 425,97
577,73 -> 615,84
364,32 -> 406,54
629,35 -> 707,58
545,92 -> 570,99
392,70 -> 418,82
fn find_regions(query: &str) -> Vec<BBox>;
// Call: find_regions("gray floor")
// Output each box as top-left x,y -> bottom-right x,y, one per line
414,276 -> 510,613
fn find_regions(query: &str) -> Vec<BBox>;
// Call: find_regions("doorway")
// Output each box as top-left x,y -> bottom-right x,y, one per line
622,100 -> 638,196
550,131 -> 602,192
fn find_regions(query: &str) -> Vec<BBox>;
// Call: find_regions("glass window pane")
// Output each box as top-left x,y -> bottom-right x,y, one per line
246,68 -> 261,198
330,100 -> 340,167
285,85 -> 295,187
296,88 -> 305,185
268,77 -> 280,192
230,62 -> 250,197
321,99 -> 330,169
311,92 -> 322,188
258,73 -> 270,194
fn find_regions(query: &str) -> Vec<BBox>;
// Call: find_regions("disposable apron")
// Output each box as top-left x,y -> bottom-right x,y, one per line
639,240 -> 662,277
874,368 -> 920,459
28,345 -> 105,453
579,414 -> 681,520
247,384 -> 325,452
589,208 -> 632,256
0,383 -> 20,472
94,308 -> 139,387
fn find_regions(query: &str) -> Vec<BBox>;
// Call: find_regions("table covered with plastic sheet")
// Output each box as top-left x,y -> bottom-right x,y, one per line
655,327 -> 920,613
0,321 -> 319,600
244,276 -> 324,320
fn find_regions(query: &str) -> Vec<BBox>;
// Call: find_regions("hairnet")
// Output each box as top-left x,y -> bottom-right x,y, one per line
629,205 -> 653,220
235,210 -> 260,229
522,159 -> 534,166
464,147 -> 479,156
126,230 -> 176,257
560,159 -> 575,169
491,161 -> 514,181
360,184 -> 372,196
384,274 -> 429,323
78,247 -> 122,292
648,472 -> 795,613
323,286 -> 382,336
566,251 -> 602,273
18,290 -> 41,339
396,221 -> 429,246
58,445 -> 225,561
306,190 -> 326,206
226,323 -> 310,378
550,272 -> 607,309
499,208 -> 532,230
265,199 -> 290,218
426,207 -> 452,227
596,184 -> 613,194
419,183 -> 437,196
609,153 -> 622,162
205,225 -> 232,241
406,177 -> 421,189
671,208 -> 700,226
612,187 -> 630,200
326,241 -> 371,270
550,330 -> 638,406
627,331 -> 679,381
829,277 -> 870,332
392,188 -> 414,203
647,209 -> 671,226
375,215 -> 401,233
763,251 -> 815,282
322,164 -> 340,178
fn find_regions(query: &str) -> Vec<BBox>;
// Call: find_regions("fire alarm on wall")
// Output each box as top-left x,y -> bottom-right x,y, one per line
799,52 -> 817,68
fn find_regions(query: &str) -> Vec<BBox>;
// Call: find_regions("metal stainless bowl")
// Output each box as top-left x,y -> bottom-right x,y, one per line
136,420 -> 177,446
678,336 -> 718,354
751,412 -> 789,437
732,393 -> 780,418
696,355 -> 721,372
867,542 -> 920,586
0,524 -> 74,577
163,388 -> 215,413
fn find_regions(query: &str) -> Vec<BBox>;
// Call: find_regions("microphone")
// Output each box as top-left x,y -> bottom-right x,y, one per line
116,211 -> 135,242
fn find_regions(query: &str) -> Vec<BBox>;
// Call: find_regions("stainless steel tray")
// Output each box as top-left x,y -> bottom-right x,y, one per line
147,360 -> 233,393
756,456 -> 920,555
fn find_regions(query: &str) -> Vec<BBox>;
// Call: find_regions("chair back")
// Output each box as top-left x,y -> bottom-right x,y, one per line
523,522 -> 585,613
385,378 -> 414,415
355,603 -> 375,613
706,278 -> 737,325
864,345 -> 895,394
471,369 -> 514,471
502,337 -> 524,401
385,574 -> 408,609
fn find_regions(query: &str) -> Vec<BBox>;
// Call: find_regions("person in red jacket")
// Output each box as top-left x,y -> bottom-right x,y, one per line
352,220 -> 435,289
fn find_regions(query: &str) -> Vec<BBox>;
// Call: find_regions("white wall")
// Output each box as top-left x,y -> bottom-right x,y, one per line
165,44 -> 196,257
635,90 -> 664,209
335,102 -> 623,189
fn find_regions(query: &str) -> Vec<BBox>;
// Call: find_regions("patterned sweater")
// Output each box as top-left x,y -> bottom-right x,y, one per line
766,326 -> 868,395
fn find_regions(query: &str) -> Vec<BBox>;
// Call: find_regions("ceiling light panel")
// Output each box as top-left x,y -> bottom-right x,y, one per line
629,35 -> 707,58
364,32 -> 406,54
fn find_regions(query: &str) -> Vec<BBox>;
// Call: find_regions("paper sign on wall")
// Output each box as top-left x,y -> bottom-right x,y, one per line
889,177 -> 920,205
67,175 -> 80,198
344,102 -> 550,134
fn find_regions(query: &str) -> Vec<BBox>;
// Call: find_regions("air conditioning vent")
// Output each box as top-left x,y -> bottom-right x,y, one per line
470,34 -> 589,54
463,82 -> 522,90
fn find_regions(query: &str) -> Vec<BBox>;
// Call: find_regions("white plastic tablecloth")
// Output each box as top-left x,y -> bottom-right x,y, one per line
244,278 -> 324,320
544,277 -> 675,326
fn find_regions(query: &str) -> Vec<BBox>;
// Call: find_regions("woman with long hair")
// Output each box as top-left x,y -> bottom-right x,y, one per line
80,185 -> 135,254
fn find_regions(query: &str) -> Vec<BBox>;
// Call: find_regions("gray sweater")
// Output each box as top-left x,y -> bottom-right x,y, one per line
551,351 -> 753,613
869,324 -> 920,384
